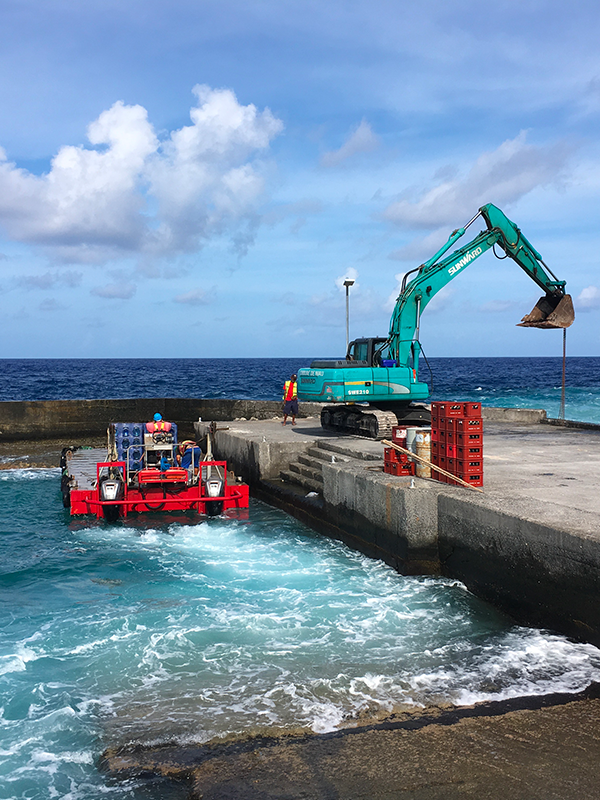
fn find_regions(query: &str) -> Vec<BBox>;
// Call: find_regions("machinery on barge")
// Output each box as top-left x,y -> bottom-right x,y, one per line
60,419 -> 249,521
297,203 -> 575,438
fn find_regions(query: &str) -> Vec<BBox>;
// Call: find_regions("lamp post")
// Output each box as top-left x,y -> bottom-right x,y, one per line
343,279 -> 355,353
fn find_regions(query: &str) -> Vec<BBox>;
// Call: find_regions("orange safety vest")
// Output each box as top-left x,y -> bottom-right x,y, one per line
146,420 -> 172,432
283,381 -> 297,401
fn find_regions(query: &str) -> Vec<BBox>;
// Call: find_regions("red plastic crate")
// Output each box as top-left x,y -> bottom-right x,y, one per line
384,461 -> 415,476
447,444 -> 456,459
431,441 -> 440,458
456,445 -> 482,459
463,402 -> 482,418
456,432 -> 483,447
431,402 -> 446,418
455,418 -> 483,432
448,458 -> 483,475
445,418 -> 457,432
384,447 -> 409,464
431,427 -> 439,442
431,401 -> 482,421
446,473 -> 483,487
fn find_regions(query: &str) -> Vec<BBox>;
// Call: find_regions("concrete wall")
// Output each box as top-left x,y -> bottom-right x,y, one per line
438,494 -> 600,645
0,398 -> 324,441
482,407 -> 547,423
322,461 -> 440,575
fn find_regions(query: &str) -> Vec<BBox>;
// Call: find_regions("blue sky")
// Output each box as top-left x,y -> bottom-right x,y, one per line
0,0 -> 599,358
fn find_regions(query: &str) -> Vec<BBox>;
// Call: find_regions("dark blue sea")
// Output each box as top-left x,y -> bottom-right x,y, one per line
1,357 -> 599,422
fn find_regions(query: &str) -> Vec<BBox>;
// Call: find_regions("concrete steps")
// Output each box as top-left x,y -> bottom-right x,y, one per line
315,440 -> 383,462
289,461 -> 323,484
279,439 -> 383,495
279,468 -> 322,493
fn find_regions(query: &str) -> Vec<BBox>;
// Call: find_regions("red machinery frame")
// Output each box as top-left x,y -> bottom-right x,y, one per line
69,460 -> 249,519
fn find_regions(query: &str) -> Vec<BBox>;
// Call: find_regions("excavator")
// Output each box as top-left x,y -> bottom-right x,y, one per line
297,203 -> 575,439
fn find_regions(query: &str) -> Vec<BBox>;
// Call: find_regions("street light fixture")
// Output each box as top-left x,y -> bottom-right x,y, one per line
343,279 -> 355,353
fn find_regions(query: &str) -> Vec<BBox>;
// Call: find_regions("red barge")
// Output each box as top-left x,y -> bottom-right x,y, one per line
60,420 -> 249,521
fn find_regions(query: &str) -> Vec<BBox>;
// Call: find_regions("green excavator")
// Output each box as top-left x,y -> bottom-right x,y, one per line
297,203 -> 575,439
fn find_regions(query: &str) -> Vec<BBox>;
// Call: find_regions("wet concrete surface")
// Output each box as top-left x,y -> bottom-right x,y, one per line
101,686 -> 600,799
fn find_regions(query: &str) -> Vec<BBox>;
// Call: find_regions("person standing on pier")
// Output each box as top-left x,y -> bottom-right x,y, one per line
282,374 -> 298,426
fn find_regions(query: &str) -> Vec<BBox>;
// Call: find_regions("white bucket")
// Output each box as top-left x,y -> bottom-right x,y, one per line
415,428 -> 431,478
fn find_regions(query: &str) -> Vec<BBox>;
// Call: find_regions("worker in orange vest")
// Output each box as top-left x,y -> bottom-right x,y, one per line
146,412 -> 172,433
282,374 -> 298,426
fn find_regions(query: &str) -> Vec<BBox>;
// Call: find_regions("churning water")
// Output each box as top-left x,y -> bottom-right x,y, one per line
2,469 -> 600,799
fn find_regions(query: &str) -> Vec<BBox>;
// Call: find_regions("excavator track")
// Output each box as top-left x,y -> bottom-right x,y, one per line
320,406 -> 400,440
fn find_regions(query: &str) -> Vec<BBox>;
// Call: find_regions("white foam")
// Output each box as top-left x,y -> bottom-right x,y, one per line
0,647 -> 38,676
0,467 -> 59,481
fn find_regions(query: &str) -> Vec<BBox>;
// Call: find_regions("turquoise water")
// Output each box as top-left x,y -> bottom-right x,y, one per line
2,469 -> 600,799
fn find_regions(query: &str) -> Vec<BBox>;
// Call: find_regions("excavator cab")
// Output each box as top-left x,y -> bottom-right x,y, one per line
346,338 -> 395,367
518,293 -> 574,329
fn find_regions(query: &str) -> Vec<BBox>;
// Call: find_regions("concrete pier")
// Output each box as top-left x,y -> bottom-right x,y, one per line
197,414 -> 600,647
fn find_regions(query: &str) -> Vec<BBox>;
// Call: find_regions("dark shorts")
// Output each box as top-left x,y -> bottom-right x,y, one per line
284,399 -> 298,416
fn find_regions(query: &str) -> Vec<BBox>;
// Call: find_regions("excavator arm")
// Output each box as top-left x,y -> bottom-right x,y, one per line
388,203 -> 574,368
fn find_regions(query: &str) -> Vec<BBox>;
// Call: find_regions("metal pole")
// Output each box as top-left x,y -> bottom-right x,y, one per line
343,279 -> 354,353
559,328 -> 566,420
345,285 -> 350,351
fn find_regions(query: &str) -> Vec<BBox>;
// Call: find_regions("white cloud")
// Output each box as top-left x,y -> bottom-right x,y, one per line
0,85 -> 283,265
146,84 -> 283,254
576,285 -> 600,310
174,288 -> 213,306
321,119 -> 380,168
0,102 -> 156,250
383,132 -> 571,229
91,282 -> 136,299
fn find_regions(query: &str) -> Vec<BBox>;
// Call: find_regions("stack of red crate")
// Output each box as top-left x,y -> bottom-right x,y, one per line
383,426 -> 416,476
431,402 -> 483,487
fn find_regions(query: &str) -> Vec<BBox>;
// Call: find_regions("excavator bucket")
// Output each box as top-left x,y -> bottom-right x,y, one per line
517,293 -> 574,329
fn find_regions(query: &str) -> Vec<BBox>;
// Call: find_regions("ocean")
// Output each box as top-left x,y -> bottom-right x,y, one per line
1,357 -> 600,798
0,357 -> 598,423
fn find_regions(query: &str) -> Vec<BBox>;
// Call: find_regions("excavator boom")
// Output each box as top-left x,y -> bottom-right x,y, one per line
478,204 -> 574,330
297,203 -> 574,438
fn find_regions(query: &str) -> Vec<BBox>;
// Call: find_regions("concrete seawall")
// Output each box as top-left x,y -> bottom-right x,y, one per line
0,398 -> 324,441
0,398 -> 547,441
